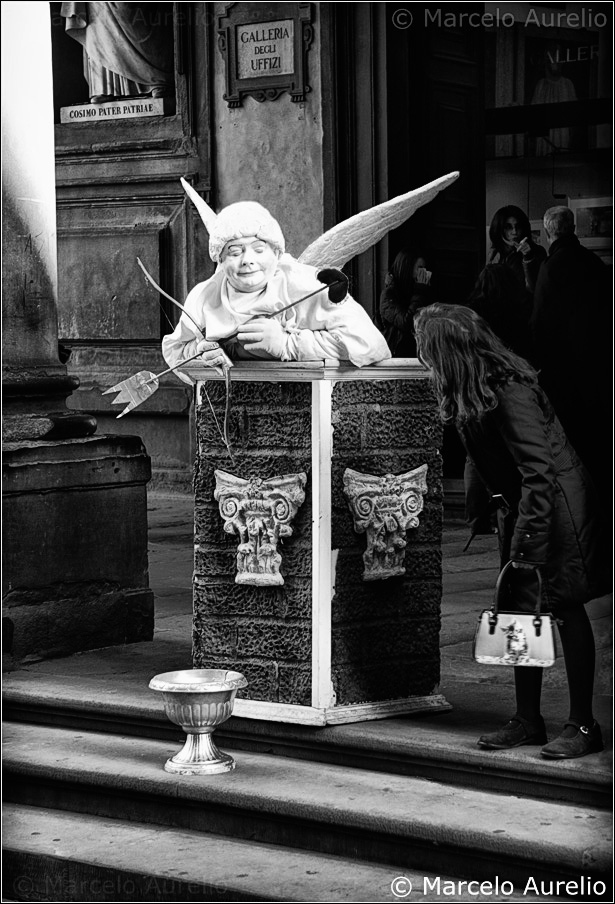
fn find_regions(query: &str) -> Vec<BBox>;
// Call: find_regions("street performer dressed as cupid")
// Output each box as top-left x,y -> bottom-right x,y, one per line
162,173 -> 460,380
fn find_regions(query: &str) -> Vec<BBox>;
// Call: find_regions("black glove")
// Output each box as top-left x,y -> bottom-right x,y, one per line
317,268 -> 349,304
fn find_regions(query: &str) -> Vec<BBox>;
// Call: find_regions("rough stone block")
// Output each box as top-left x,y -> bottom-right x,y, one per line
192,653 -> 278,702
333,380 -> 437,407
194,547 -> 237,578
332,657 -> 440,706
194,577 -> 313,620
364,407 -> 442,450
332,579 -> 441,623
237,622 -> 311,661
364,618 -> 441,661
331,408 -> 364,452
278,663 -> 312,706
199,381 -> 311,409
192,615 -> 238,656
243,411 -> 312,450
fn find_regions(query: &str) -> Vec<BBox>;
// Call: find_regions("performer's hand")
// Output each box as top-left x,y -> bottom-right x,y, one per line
237,318 -> 288,358
317,268 -> 349,303
196,339 -> 231,374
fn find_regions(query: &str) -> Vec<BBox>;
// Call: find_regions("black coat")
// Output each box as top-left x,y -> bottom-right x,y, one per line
459,379 -> 607,610
530,234 -> 612,488
489,240 -> 547,296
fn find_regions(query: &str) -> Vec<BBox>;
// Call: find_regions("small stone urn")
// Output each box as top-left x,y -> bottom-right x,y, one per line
149,668 -> 248,774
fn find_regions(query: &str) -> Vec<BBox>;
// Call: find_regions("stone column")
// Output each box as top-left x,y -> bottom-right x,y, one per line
2,4 -> 153,667
2,1 -> 95,441
187,359 -> 450,726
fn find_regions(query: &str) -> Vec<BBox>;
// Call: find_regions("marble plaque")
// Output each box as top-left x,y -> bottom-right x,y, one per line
60,98 -> 165,124
236,19 -> 294,78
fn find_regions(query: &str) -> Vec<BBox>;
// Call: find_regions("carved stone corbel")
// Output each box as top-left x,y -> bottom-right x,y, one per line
343,465 -> 428,581
214,470 -> 307,586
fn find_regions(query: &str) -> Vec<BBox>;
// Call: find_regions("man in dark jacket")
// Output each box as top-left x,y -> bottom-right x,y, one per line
531,206 -> 612,494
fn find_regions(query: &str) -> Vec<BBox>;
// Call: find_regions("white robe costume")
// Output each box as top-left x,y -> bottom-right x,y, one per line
162,253 -> 391,381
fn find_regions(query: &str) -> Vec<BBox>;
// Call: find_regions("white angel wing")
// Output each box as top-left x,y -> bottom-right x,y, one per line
298,171 -> 459,269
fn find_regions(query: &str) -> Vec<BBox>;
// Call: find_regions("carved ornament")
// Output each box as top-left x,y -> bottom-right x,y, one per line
214,470 -> 307,586
343,465 -> 428,581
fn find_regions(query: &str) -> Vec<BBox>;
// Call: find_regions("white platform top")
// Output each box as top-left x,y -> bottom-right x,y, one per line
185,358 -> 427,384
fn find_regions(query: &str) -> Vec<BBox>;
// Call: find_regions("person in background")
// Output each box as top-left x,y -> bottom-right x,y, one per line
467,263 -> 533,362
378,249 -> 433,357
487,206 -> 546,298
414,303 -> 608,760
531,205 -> 611,497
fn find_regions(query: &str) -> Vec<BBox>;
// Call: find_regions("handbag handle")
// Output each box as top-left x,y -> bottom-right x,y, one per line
490,561 -> 544,634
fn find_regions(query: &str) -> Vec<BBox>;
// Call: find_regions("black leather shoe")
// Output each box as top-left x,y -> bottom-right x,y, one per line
478,715 -> 547,750
541,721 -> 604,759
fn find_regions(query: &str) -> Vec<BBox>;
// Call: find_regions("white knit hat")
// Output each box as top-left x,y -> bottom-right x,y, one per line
180,179 -> 284,263
208,201 -> 285,263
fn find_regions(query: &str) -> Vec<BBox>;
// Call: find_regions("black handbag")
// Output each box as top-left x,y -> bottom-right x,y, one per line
473,561 -> 557,667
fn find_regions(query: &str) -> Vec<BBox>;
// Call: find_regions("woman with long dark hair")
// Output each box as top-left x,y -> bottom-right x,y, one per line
378,249 -> 433,357
414,303 -> 608,759
488,205 -> 546,296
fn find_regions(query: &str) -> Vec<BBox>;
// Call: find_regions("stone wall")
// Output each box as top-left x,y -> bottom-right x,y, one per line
193,370 -> 443,712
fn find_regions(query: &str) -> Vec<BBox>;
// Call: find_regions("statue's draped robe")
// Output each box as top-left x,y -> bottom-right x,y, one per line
61,2 -> 174,98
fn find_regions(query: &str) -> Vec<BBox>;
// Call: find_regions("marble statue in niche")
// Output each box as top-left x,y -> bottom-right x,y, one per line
214,470 -> 307,586
343,464 -> 428,581
61,2 -> 174,104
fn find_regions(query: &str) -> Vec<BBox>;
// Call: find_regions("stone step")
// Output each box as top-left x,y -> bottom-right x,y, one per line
3,723 -> 611,892
3,667 -> 611,809
4,804 -> 566,904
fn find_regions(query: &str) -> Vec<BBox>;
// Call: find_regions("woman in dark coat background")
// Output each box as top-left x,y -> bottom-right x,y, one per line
378,249 -> 433,357
488,205 -> 546,298
414,303 -> 608,760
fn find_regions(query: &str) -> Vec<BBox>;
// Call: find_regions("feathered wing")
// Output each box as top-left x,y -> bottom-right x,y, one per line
298,171 -> 459,269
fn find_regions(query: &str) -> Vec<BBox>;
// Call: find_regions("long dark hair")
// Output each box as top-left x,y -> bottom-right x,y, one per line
388,248 -> 428,295
413,304 -> 537,425
488,206 -> 532,258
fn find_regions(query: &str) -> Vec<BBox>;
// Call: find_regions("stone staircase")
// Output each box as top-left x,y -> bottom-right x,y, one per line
3,499 -> 611,902
2,645 -> 612,903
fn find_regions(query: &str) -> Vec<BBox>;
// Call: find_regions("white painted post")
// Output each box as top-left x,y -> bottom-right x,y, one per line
310,379 -> 334,709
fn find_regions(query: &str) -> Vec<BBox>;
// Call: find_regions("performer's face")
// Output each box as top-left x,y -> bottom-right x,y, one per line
221,237 -> 279,292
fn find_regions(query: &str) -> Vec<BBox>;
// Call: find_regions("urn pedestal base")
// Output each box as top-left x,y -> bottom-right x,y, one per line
164,731 -> 236,775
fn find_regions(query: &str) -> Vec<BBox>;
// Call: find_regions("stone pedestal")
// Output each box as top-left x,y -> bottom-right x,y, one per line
2,436 -> 154,667
186,359 -> 450,725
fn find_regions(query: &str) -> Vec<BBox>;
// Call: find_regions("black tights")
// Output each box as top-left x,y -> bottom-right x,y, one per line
514,604 -> 596,726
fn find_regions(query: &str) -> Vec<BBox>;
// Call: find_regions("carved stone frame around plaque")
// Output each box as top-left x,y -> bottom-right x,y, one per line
217,2 -> 313,108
